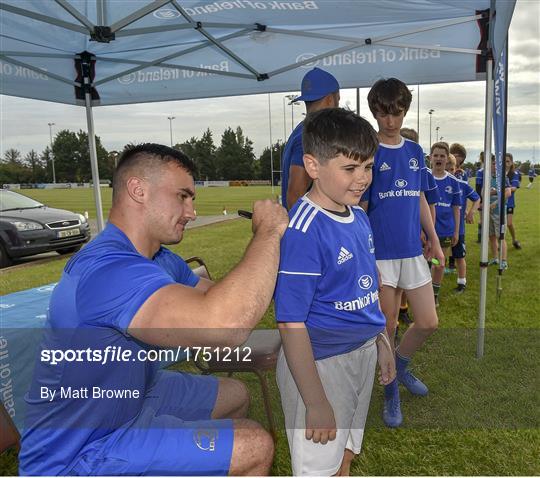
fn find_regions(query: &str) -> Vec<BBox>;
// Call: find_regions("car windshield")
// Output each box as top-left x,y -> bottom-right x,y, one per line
0,190 -> 44,211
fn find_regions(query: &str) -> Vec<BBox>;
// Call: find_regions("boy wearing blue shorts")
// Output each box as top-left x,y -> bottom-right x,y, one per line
361,78 -> 444,428
446,154 -> 480,293
505,153 -> 521,249
430,145 -> 461,305
275,108 -> 395,476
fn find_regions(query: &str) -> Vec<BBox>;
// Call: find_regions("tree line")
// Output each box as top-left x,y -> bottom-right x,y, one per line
0,127 -> 285,184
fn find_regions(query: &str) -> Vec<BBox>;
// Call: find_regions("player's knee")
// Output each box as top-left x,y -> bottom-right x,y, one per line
231,420 -> 274,474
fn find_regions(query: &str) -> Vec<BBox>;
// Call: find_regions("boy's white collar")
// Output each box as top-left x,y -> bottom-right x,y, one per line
378,137 -> 405,149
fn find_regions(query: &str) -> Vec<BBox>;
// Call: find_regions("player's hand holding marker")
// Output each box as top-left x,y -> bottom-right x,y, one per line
250,200 -> 289,237
305,399 -> 337,445
376,332 -> 396,385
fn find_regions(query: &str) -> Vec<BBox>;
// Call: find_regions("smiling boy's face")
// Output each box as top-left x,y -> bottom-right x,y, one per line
304,153 -> 374,210
431,147 -> 448,174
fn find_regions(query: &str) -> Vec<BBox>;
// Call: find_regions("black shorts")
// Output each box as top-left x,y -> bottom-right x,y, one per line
438,236 -> 453,248
451,235 -> 466,259
506,206 -> 515,214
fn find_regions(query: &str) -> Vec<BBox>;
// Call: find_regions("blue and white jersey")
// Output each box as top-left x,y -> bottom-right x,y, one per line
424,168 -> 439,205
528,167 -> 536,178
280,122 -> 304,207
361,138 -> 428,260
457,178 -> 480,236
274,196 -> 386,361
433,172 -> 461,237
476,168 -> 484,188
507,171 -> 520,208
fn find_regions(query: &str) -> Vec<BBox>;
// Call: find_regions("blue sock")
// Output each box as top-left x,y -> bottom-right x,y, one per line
384,378 -> 399,400
396,351 -> 410,376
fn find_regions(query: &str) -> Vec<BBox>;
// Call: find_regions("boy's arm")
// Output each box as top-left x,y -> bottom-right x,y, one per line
420,192 -> 445,265
466,198 -> 480,223
452,206 -> 460,246
287,165 -> 311,210
278,322 -> 336,444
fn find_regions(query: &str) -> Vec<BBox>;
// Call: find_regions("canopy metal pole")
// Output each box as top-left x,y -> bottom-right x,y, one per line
81,57 -> 105,232
268,94 -> 274,195
477,57 -> 494,359
356,88 -> 360,115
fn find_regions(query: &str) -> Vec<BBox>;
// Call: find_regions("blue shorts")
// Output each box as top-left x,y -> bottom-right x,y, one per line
451,235 -> 466,259
69,371 -> 233,476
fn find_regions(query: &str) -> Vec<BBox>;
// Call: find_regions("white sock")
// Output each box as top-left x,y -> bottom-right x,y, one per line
457,278 -> 466,285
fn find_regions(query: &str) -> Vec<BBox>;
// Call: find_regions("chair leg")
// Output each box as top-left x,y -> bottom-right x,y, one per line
253,369 -> 277,443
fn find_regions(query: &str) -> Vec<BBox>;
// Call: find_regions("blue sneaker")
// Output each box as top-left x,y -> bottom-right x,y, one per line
383,395 -> 403,428
398,369 -> 429,396
489,258 -> 499,266
501,260 -> 508,270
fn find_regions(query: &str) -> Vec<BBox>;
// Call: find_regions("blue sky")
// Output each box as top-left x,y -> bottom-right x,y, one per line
1,0 -> 538,165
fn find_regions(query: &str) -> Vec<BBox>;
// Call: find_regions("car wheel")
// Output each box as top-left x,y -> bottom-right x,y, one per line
0,242 -> 13,268
56,245 -> 82,255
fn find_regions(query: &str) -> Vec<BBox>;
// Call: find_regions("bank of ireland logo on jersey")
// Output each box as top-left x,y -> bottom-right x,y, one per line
409,158 -> 419,171
358,275 -> 373,290
395,179 -> 408,188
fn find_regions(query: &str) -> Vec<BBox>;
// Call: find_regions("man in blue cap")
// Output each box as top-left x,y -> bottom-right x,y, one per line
281,67 -> 340,209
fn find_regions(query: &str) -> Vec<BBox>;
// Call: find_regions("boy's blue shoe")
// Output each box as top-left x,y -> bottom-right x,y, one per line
395,351 -> 429,396
383,394 -> 403,428
397,369 -> 429,396
501,260 -> 508,270
488,258 -> 499,266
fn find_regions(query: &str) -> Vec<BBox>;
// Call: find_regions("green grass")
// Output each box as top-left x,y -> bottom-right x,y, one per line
19,186 -> 277,219
1,186 -> 539,475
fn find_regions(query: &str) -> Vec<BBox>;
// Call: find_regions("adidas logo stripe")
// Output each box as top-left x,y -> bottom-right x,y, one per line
337,246 -> 353,265
379,162 -> 391,171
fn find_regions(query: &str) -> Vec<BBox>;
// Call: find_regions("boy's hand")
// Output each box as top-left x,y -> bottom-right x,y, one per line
466,211 -> 475,224
451,233 -> 459,247
425,239 -> 445,267
305,400 -> 336,444
376,333 -> 396,385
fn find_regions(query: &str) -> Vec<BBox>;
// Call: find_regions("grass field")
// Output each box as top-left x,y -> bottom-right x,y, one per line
19,185 -> 277,219
1,185 -> 539,475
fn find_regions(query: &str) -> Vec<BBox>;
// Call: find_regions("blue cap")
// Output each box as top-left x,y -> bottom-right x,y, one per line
294,67 -> 340,102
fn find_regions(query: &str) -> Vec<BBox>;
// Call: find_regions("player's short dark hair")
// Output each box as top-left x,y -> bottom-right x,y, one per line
302,108 -> 378,164
479,151 -> 495,163
112,143 -> 196,202
368,78 -> 412,116
450,143 -> 467,160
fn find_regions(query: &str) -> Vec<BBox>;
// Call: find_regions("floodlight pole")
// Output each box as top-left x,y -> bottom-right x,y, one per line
167,115 -> 175,147
428,109 -> 434,147
81,53 -> 105,232
417,84 -> 420,141
436,126 -> 440,142
47,122 -> 56,183
285,95 -> 296,135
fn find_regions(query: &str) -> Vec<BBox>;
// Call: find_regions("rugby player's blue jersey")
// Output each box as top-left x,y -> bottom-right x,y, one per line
274,197 -> 385,360
433,172 -> 462,237
361,138 -> 428,260
424,168 -> 439,204
507,171 -> 520,208
456,178 -> 480,235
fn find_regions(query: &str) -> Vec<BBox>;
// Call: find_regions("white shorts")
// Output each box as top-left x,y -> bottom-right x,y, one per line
376,255 -> 432,290
276,339 -> 377,476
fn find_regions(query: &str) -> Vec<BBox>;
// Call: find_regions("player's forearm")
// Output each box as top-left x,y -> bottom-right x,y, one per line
278,323 -> 328,407
204,229 -> 282,338
453,207 -> 460,236
420,193 -> 438,241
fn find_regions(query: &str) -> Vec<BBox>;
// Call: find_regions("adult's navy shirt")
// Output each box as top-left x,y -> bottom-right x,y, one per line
19,223 -> 199,475
281,122 -> 304,208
